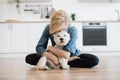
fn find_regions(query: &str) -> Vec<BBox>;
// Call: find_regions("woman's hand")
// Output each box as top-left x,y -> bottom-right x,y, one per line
47,46 -> 53,52
68,56 -> 80,62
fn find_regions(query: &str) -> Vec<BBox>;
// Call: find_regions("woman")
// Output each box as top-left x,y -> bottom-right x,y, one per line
25,10 -> 99,68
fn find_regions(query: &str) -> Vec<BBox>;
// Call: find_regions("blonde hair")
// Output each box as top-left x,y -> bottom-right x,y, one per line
49,10 -> 70,34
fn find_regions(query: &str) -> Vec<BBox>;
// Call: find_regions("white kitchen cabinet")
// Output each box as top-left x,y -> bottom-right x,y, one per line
107,22 -> 120,51
0,23 -> 28,53
0,24 -> 10,52
27,23 -> 50,53
10,23 -> 28,52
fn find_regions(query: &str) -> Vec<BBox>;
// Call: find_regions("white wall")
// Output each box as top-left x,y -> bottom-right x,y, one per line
53,0 -> 120,21
0,0 -> 120,21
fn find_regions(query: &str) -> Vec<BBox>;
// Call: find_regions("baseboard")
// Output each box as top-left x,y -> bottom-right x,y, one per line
0,53 -> 28,58
81,51 -> 120,56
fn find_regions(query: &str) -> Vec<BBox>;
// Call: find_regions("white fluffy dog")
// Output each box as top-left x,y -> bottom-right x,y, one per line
36,31 -> 79,70
52,30 -> 70,69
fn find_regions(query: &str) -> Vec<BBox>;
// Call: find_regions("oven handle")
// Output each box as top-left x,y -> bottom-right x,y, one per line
83,26 -> 106,29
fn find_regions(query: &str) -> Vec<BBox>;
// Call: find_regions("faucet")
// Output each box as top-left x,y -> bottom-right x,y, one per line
115,10 -> 120,21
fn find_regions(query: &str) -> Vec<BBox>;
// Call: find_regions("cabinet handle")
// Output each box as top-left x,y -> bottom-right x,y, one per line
8,24 -> 12,30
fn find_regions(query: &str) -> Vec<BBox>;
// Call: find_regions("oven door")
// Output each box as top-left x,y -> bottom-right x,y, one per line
83,26 -> 107,46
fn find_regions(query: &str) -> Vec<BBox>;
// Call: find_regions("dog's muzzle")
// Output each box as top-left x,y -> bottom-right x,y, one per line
60,38 -> 64,43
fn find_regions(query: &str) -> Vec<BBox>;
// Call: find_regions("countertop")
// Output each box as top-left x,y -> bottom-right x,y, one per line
0,20 -> 120,23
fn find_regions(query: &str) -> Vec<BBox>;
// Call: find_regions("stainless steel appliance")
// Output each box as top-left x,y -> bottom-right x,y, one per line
83,22 -> 107,46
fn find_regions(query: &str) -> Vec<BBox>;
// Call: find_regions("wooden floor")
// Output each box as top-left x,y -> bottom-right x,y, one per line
0,55 -> 120,80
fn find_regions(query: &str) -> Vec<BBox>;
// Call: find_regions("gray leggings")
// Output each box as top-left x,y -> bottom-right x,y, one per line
25,53 -> 99,68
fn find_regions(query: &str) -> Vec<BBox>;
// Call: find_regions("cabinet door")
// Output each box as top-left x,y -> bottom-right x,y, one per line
27,23 -> 49,53
10,23 -> 28,52
107,22 -> 120,51
0,24 -> 10,52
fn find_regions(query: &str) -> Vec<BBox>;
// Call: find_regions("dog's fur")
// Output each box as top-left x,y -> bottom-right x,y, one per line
36,31 -> 80,70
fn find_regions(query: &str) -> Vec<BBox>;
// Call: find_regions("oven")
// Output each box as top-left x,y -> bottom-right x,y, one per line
83,22 -> 107,46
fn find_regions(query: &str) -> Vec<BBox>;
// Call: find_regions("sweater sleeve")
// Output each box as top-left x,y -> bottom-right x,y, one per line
36,24 -> 50,56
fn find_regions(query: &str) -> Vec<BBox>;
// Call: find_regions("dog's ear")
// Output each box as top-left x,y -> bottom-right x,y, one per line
52,33 -> 56,37
52,32 -> 60,37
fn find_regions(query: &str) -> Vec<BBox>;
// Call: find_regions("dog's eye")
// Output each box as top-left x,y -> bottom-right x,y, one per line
64,35 -> 66,37
57,35 -> 60,37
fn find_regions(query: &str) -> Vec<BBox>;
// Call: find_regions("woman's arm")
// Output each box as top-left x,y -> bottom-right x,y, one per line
47,46 -> 71,59
36,25 -> 50,56
41,51 -> 59,65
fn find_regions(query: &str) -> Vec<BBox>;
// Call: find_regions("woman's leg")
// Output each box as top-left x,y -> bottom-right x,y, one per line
25,53 -> 41,65
68,53 -> 99,68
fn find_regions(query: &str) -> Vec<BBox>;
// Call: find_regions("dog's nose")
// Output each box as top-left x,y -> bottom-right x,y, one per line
60,38 -> 63,41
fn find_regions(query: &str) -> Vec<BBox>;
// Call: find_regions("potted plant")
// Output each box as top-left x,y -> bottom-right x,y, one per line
71,13 -> 76,20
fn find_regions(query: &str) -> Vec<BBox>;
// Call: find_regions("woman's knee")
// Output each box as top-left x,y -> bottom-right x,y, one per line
25,54 -> 31,64
25,54 -> 33,64
88,54 -> 99,68
79,53 -> 99,68
25,53 -> 40,65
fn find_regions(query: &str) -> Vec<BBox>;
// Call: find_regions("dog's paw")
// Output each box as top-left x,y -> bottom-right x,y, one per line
59,58 -> 70,70
60,65 -> 70,70
36,56 -> 49,70
36,65 -> 49,70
